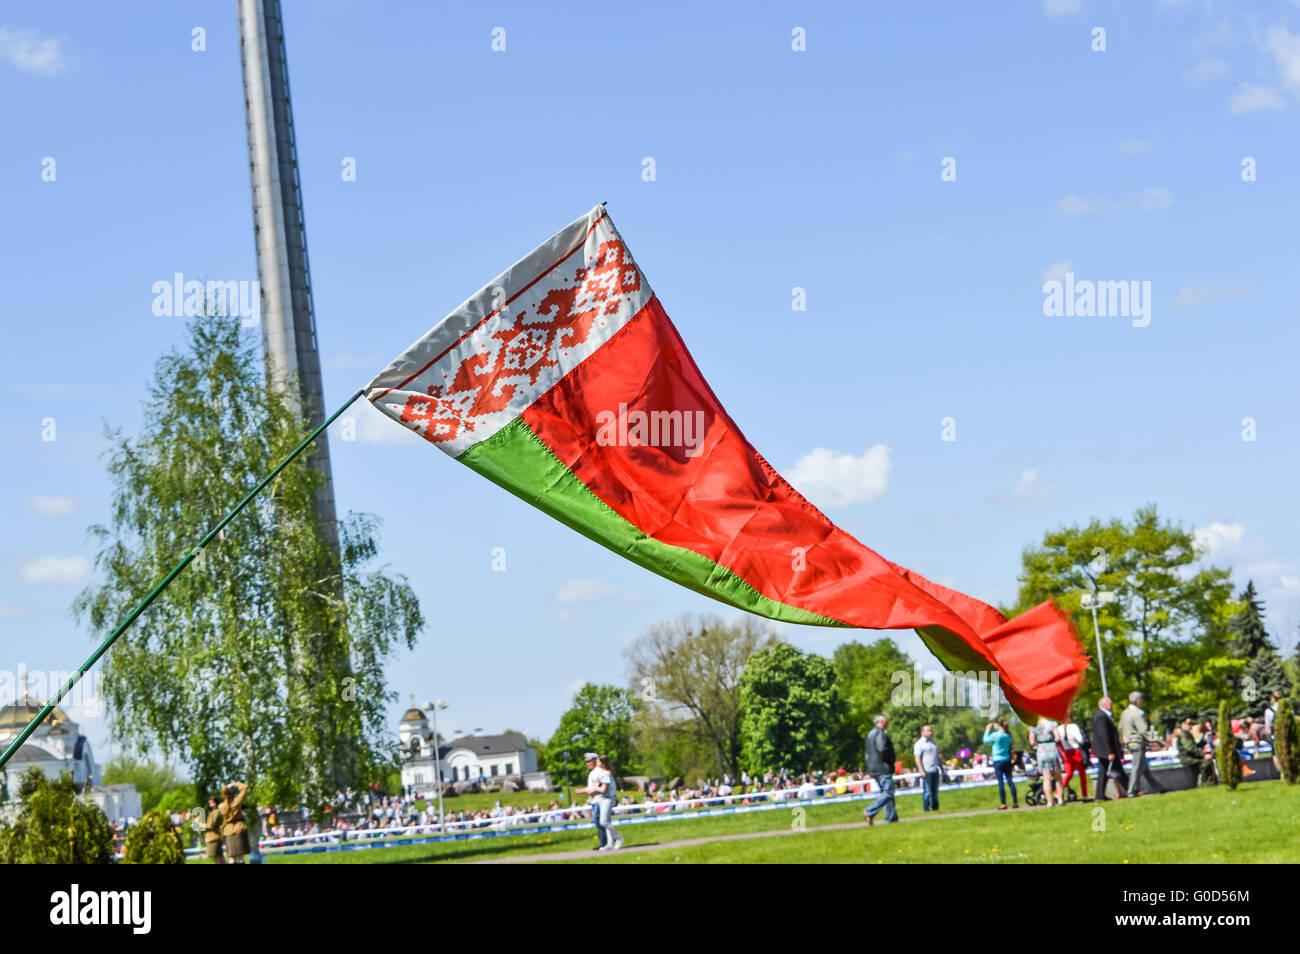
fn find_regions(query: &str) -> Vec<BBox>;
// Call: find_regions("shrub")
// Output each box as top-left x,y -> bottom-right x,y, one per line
1275,700 -> 1299,785
1216,701 -> 1242,791
0,768 -> 114,864
122,809 -> 186,864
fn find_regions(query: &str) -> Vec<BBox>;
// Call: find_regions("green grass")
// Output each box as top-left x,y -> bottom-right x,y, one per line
568,781 -> 1300,864
261,780 -> 1299,864
265,783 -> 1044,864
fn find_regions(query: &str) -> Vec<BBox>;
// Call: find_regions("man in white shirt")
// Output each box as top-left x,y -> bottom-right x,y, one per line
913,724 -> 942,812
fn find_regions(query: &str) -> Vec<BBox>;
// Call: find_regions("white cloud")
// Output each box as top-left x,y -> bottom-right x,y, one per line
989,467 -> 1055,508
1185,58 -> 1228,84
1264,26 -> 1300,94
1043,0 -> 1080,17
1229,83 -> 1284,113
27,496 -> 78,517
1117,138 -> 1153,156
788,445 -> 891,509
0,27 -> 69,76
20,556 -> 94,586
1172,284 -> 1253,311
1042,261 -> 1073,284
553,578 -> 617,605
1056,187 -> 1172,215
1195,522 -> 1246,557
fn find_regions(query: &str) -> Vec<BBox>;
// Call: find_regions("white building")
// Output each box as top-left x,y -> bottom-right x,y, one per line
89,783 -> 143,823
398,705 -> 549,794
0,699 -> 98,796
0,699 -> 143,824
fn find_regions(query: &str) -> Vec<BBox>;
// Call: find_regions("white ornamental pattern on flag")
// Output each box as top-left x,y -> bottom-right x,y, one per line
366,206 -> 653,458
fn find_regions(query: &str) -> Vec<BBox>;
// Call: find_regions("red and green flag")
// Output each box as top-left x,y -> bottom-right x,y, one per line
366,206 -> 1087,721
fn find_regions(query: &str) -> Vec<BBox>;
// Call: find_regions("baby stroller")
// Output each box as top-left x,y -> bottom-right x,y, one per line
1024,765 -> 1080,806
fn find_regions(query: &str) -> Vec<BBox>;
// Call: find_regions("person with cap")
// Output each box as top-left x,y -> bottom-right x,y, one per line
579,752 -> 620,851
862,714 -> 899,824
1119,691 -> 1166,796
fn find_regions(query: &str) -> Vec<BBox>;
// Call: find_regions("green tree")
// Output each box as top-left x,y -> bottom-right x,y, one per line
122,809 -> 185,864
547,684 -> 635,789
625,615 -> 776,778
74,315 -> 424,818
1274,699 -> 1299,785
0,768 -> 114,864
1216,701 -> 1242,791
1226,582 -> 1291,713
738,643 -> 845,773
831,638 -> 911,753
1014,504 -> 1235,714
102,756 -> 193,813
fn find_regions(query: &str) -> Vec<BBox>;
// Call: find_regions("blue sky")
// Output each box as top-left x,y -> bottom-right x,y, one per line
2,1 -> 1297,768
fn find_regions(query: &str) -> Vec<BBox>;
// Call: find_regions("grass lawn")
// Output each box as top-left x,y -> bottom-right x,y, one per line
568,781 -> 1300,864
266,782 -> 1072,864
262,780 -> 1298,864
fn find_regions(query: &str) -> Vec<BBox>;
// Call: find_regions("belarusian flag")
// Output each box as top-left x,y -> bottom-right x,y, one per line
366,206 -> 1087,720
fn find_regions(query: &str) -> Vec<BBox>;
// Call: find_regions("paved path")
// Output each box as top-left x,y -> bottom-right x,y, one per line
469,804 -> 1051,864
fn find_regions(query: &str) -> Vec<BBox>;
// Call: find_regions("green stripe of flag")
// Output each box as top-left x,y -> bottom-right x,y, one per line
459,418 -> 845,628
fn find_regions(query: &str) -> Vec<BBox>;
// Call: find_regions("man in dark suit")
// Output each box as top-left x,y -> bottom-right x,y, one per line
1091,696 -> 1127,800
862,714 -> 899,824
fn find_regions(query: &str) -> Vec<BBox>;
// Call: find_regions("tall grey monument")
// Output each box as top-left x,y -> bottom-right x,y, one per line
238,0 -> 339,551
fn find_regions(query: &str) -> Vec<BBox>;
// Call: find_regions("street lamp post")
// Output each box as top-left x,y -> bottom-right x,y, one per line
422,699 -> 449,834
1080,590 -> 1116,698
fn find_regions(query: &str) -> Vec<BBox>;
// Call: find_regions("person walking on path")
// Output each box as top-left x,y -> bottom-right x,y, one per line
913,724 -> 942,812
983,716 -> 1018,809
597,755 -> 624,850
219,780 -> 250,864
1057,712 -> 1089,798
1119,691 -> 1166,796
580,752 -> 619,851
1033,717 -> 1064,806
863,714 -> 899,825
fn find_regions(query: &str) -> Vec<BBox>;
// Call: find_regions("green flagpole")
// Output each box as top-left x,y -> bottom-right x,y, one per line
0,389 -> 365,773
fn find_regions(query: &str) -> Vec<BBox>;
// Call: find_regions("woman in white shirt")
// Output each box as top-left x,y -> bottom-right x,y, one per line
1056,714 -> 1088,799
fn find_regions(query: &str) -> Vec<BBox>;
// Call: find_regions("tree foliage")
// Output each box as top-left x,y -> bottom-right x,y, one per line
1014,504 -> 1235,718
546,683 -> 635,788
1216,701 -> 1242,791
122,809 -> 185,864
74,315 -> 424,816
626,615 -> 776,778
738,643 -> 845,773
103,756 -> 193,814
1275,699 -> 1299,785
0,769 -> 114,864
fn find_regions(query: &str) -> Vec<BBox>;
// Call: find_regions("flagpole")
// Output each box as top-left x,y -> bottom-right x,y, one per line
0,389 -> 365,773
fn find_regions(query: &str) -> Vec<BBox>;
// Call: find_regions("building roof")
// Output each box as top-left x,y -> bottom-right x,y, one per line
440,731 -> 529,758
8,743 -> 59,762
0,702 -> 70,732
401,707 -> 427,723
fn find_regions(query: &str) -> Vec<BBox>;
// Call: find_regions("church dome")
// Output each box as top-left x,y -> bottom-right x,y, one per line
0,701 -> 70,731
401,707 -> 427,723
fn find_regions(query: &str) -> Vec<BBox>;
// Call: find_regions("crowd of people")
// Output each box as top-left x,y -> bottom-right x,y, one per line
139,690 -> 1281,856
